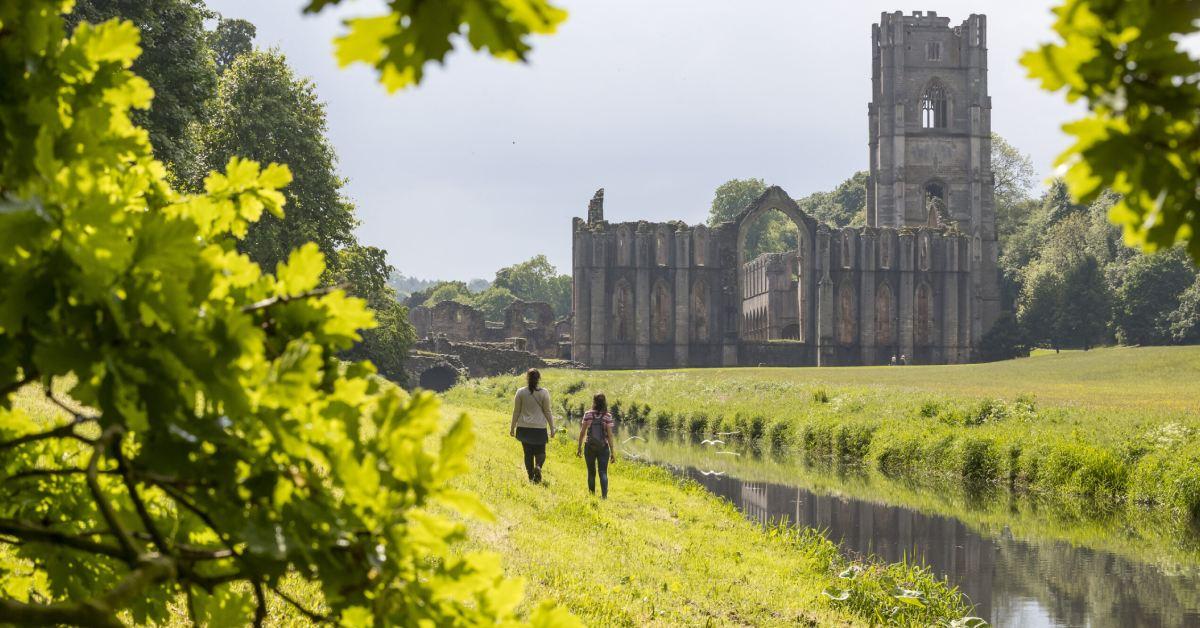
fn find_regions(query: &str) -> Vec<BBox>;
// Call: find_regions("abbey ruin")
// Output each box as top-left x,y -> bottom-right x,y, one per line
571,11 -> 1002,368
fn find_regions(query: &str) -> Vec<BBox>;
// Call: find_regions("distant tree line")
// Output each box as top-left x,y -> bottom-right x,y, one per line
68,0 -> 416,383
404,255 -> 572,322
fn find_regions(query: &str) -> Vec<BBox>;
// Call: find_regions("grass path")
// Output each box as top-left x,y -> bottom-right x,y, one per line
443,404 -> 971,627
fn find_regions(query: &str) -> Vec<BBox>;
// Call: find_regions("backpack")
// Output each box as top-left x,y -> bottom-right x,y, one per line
585,413 -> 609,451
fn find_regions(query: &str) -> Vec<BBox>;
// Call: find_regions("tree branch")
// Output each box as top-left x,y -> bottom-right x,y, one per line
0,369 -> 37,399
113,433 -> 170,556
0,556 -> 174,628
253,581 -> 267,628
242,283 -> 347,314
88,425 -> 138,560
272,585 -> 331,623
3,467 -> 118,484
0,421 -> 93,452
0,519 -> 125,559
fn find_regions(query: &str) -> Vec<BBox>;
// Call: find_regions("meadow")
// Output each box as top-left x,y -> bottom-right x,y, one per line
447,346 -> 1200,520
441,404 -> 975,626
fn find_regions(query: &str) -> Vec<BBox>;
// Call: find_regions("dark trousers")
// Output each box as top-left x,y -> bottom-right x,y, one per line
521,442 -> 546,481
585,445 -> 610,497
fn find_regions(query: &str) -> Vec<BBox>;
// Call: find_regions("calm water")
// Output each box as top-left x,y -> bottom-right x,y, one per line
610,425 -> 1200,627
686,470 -> 1200,627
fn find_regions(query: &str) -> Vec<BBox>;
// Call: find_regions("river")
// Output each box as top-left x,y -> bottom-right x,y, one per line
614,427 -> 1200,627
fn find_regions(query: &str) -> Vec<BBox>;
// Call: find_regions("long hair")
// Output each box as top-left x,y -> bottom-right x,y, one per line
592,393 -> 607,415
526,368 -> 541,392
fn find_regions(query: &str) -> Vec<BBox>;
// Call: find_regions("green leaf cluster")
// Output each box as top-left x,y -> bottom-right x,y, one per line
307,0 -> 567,92
1022,0 -> 1200,260
0,3 -> 569,625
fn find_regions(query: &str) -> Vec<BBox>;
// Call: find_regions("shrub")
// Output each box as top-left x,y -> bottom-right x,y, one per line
564,379 -> 586,395
747,415 -> 767,441
653,411 -> 673,432
688,412 -> 709,436
957,437 -> 1001,485
768,420 -> 790,450
834,424 -> 873,462
811,388 -> 830,404
610,401 -> 623,421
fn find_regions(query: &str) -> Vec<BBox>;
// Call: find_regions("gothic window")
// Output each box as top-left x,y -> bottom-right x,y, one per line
926,41 -> 942,61
616,226 -> 631,266
837,283 -> 856,345
612,280 -> 633,342
915,283 -> 934,346
651,280 -> 672,343
841,232 -> 852,269
693,226 -> 708,266
921,80 -> 948,129
875,283 -> 894,346
918,234 -> 931,271
879,234 -> 892,269
924,181 -> 946,226
692,280 -> 709,342
655,228 -> 670,266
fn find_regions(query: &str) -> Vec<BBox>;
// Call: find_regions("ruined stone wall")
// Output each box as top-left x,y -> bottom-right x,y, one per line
572,186 -> 975,368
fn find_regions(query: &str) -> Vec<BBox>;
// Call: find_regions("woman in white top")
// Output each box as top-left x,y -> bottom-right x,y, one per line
509,368 -> 557,483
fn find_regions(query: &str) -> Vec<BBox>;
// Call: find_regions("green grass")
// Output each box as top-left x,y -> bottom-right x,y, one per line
446,346 -> 1200,520
442,404 -> 973,626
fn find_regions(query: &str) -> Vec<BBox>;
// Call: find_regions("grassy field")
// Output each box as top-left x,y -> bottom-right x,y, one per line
447,346 -> 1200,520
441,404 -> 973,626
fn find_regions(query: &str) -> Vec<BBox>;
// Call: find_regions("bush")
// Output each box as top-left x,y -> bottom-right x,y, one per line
653,411 -> 673,432
811,388 -> 830,403
564,379 -> 586,395
957,437 -> 1001,485
768,420 -> 790,450
747,415 -> 767,441
688,412 -> 709,435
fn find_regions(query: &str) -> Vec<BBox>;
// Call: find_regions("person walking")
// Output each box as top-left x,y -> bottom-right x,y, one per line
576,393 -> 616,498
510,368 -> 557,483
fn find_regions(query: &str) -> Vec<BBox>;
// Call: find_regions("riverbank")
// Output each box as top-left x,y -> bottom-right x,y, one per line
441,403 -> 974,626
446,347 -> 1200,520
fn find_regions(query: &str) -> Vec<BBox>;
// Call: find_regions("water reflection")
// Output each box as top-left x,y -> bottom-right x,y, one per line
687,469 -> 1200,627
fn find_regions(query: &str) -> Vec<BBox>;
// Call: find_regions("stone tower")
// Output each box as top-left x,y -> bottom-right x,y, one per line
867,11 -> 1001,343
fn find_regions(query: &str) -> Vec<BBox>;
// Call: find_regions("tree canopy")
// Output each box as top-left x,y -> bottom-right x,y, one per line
190,49 -> 359,273
209,17 -> 256,75
1023,0 -> 1200,261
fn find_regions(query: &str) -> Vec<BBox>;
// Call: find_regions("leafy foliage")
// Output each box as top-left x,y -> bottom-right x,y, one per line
332,245 -> 416,384
795,171 -> 868,228
64,0 -> 218,177
707,178 -> 767,225
305,0 -> 567,92
208,17 -> 256,75
1113,247 -> 1197,345
1017,215 -> 1112,350
189,49 -> 359,273
493,255 -> 571,316
1022,0 -> 1200,260
991,133 -> 1038,243
0,3 -> 570,625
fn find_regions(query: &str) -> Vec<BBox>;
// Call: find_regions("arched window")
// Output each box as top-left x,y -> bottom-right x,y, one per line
841,231 -> 853,269
837,283 -> 856,345
921,80 -> 948,129
655,228 -> 670,266
692,280 -> 709,342
612,280 -> 633,342
923,181 -> 946,227
879,233 -> 893,269
651,280 -> 672,343
875,283 -> 894,346
616,226 -> 631,266
693,226 -> 708,266
915,283 -> 934,346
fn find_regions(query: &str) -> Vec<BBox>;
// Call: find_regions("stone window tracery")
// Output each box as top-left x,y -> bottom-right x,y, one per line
655,228 -> 670,266
879,234 -> 892,269
692,280 -> 709,342
915,282 -> 934,346
921,80 -> 948,128
875,283 -> 894,346
837,283 -> 856,345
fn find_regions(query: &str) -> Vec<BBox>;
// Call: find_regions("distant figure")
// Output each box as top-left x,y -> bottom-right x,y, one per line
889,354 -> 898,366
510,368 -> 557,484
900,353 -> 909,366
576,393 -> 616,498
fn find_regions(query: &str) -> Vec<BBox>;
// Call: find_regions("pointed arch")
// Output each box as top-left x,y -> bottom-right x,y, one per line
692,279 -> 710,342
650,279 -> 672,343
616,225 -> 632,266
921,79 -> 949,129
612,279 -> 633,342
915,282 -> 934,346
875,283 -> 894,346
837,282 -> 856,346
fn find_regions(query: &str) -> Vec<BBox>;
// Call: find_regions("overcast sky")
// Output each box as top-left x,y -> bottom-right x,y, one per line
204,1 -> 1077,281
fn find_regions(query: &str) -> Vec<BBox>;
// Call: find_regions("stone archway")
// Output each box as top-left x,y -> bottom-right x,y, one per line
732,187 -> 816,344
418,366 -> 458,392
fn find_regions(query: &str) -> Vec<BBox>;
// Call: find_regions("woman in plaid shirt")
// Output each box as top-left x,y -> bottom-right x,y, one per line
576,393 -> 616,498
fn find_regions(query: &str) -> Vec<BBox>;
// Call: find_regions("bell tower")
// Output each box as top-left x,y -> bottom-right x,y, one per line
867,10 -> 1000,341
